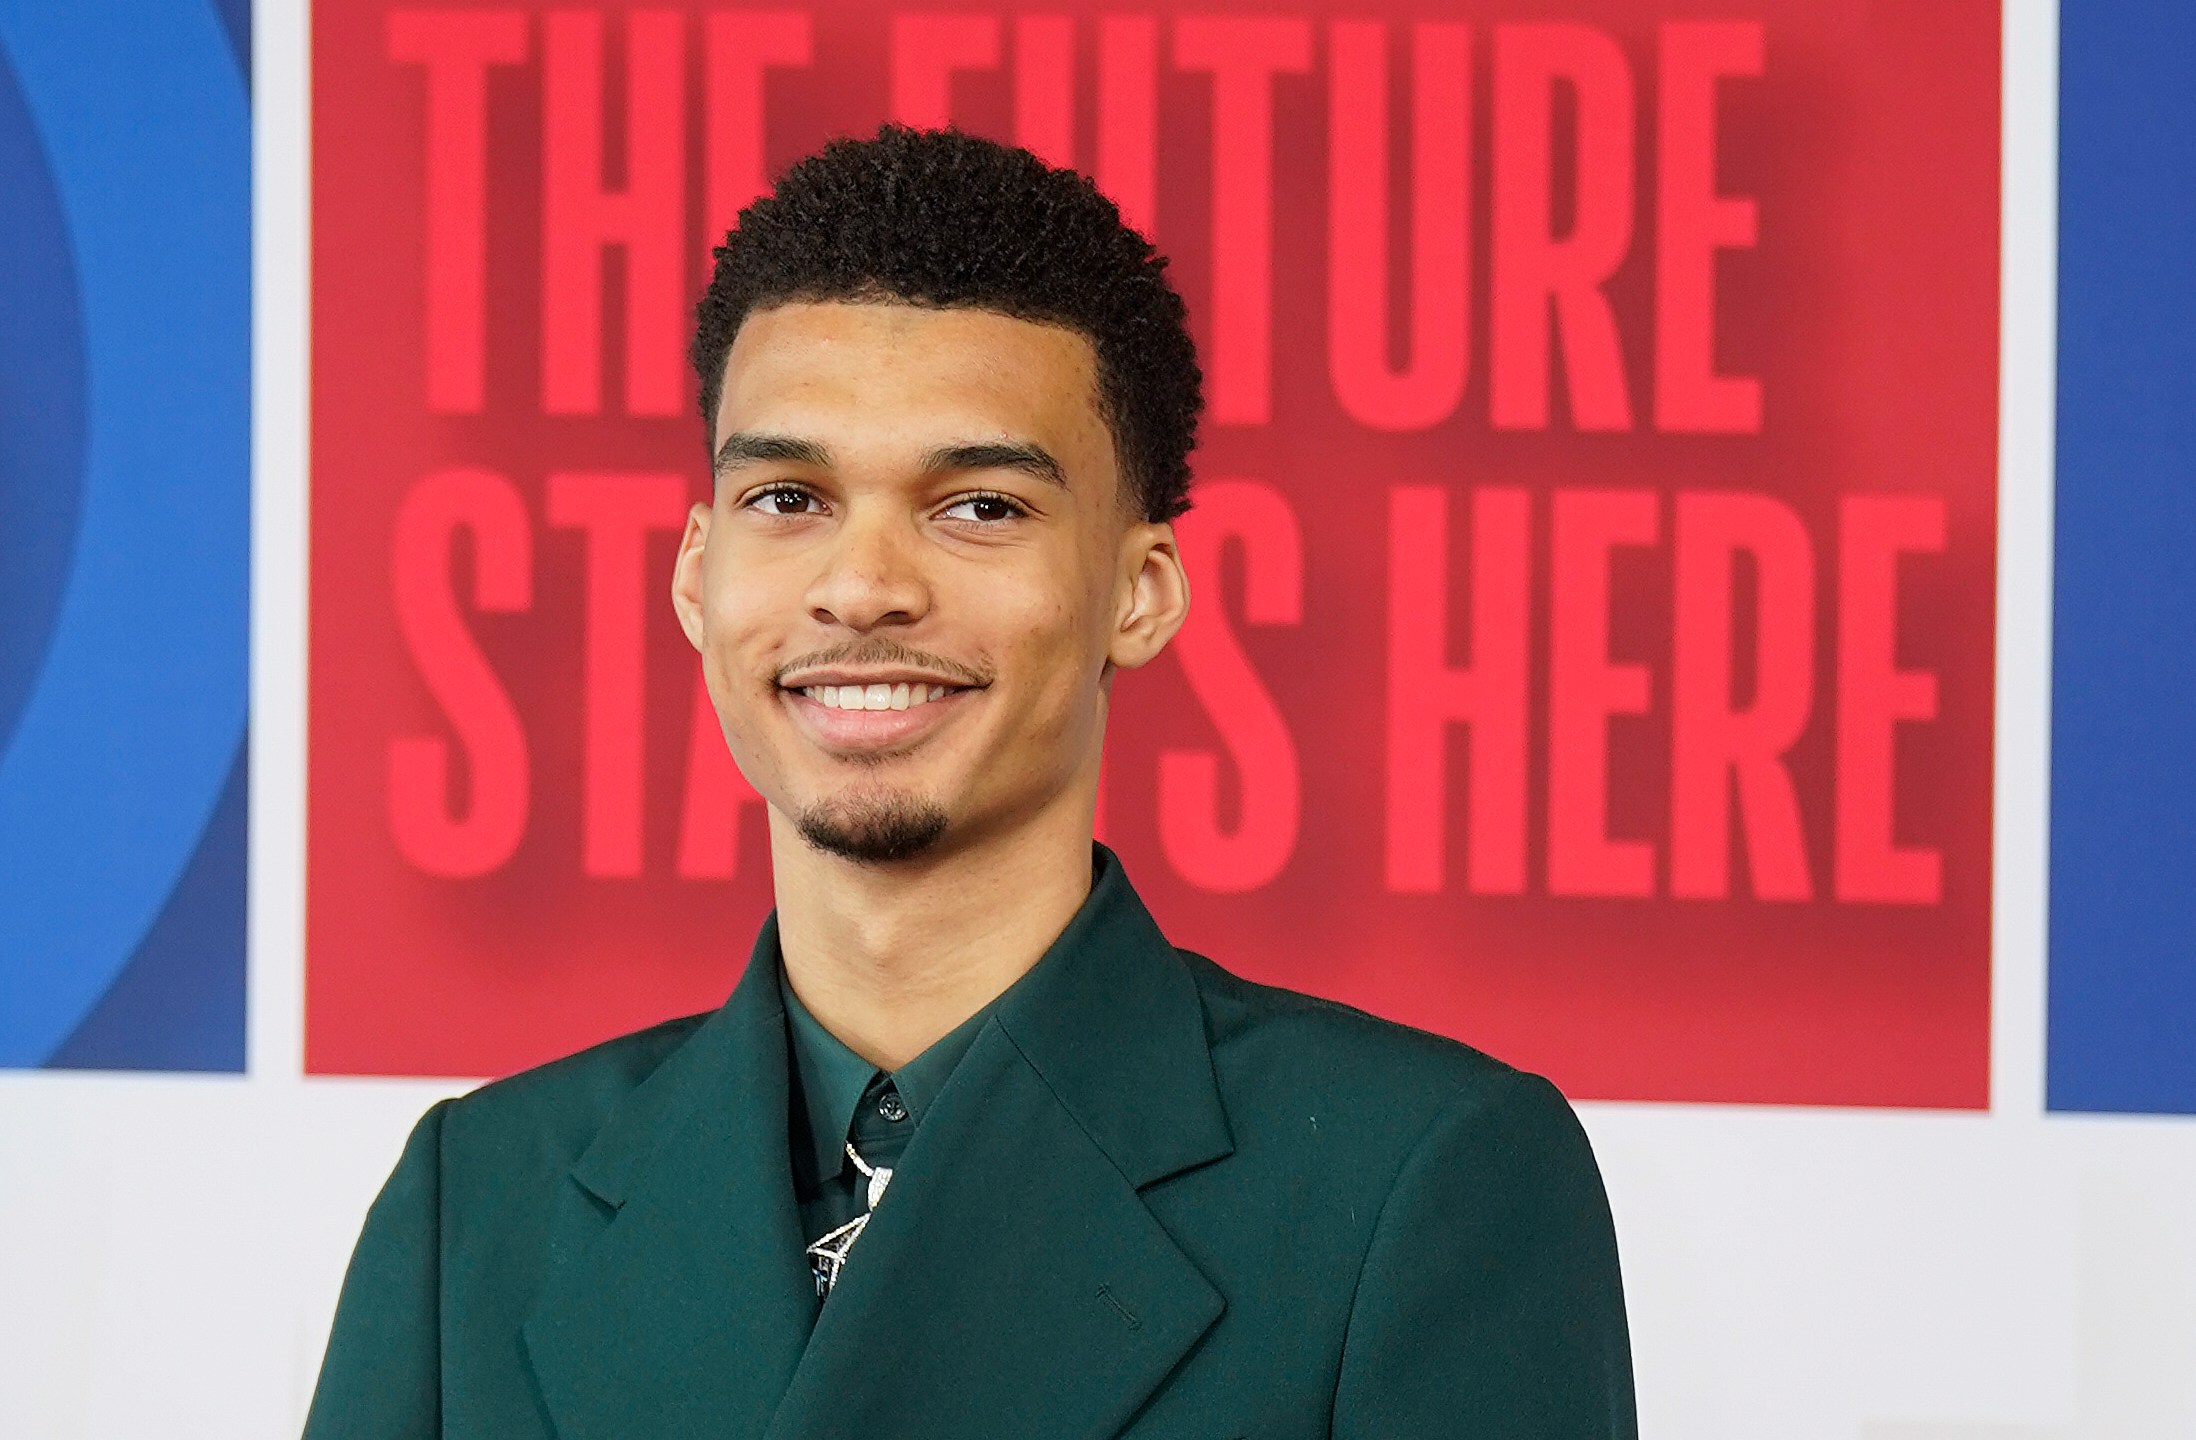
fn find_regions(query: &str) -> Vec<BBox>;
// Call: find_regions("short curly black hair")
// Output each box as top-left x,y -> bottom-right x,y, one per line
690,125 -> 1202,522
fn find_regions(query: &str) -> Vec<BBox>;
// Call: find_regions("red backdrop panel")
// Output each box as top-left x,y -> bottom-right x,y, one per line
309,0 -> 1999,1105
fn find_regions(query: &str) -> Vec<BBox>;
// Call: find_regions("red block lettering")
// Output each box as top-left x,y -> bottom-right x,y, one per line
890,13 -> 1000,129
387,467 -> 533,876
677,668 -> 764,879
541,10 -> 687,417
1670,492 -> 1813,900
1655,22 -> 1764,434
1175,16 -> 1313,426
386,9 -> 528,415
1014,16 -> 1075,168
1835,496 -> 1945,904
1491,23 -> 1636,432
1385,486 -> 1530,894
1096,16 -> 1158,235
546,473 -> 691,877
704,11 -> 812,250
1328,21 -> 1470,431
1160,481 -> 1303,892
1549,489 -> 1657,896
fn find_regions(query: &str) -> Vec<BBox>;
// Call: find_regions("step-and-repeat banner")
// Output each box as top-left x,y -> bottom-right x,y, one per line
11,3 -> 2196,1436
305,1 -> 2001,1104
9,3 -> 2191,1121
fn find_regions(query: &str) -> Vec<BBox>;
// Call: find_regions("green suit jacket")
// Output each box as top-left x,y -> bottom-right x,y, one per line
305,855 -> 1635,1438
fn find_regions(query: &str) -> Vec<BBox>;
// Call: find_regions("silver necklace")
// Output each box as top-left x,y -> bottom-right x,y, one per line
805,1141 -> 893,1298
846,1140 -> 893,1209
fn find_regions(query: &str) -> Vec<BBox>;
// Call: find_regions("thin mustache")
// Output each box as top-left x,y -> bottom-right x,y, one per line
773,640 -> 992,689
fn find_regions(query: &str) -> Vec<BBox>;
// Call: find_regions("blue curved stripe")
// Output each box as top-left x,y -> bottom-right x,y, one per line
210,0 -> 250,84
45,733 -> 248,1071
0,1 -> 249,1065
0,39 -> 88,754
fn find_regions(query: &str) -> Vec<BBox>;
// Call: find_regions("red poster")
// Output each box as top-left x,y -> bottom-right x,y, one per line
309,1 -> 1999,1106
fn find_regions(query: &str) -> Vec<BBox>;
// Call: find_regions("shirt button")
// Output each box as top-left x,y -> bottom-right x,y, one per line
877,1091 -> 909,1123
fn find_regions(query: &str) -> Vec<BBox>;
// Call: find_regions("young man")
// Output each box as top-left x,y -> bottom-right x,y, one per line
307,127 -> 1635,1438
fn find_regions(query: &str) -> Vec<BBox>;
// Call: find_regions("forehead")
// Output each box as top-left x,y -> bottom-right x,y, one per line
714,301 -> 1108,460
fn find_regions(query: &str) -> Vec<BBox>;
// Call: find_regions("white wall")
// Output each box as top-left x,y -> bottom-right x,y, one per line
5,1 -> 2195,1435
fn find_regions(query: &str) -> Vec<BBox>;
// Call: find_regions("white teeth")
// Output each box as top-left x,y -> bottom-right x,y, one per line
800,683 -> 956,711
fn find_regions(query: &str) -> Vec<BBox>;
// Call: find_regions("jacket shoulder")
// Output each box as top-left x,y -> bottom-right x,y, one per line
436,1011 -> 715,1178
1179,949 -> 1556,1150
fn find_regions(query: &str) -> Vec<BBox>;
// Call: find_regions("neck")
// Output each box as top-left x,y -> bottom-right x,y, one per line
767,788 -> 1096,1071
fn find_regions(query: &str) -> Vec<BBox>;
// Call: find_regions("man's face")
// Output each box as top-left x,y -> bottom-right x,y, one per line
672,301 -> 1186,865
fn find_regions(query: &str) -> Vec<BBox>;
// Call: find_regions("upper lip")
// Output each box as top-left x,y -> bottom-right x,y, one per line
778,667 -> 978,690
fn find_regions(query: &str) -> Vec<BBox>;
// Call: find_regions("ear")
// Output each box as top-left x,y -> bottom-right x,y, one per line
670,502 -> 713,651
1108,520 -> 1191,671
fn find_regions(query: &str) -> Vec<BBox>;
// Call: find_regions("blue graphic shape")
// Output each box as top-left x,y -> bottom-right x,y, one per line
2049,0 -> 2196,1114
210,0 -> 249,82
0,41 -> 87,757
0,1 -> 249,1068
45,738 -> 247,1071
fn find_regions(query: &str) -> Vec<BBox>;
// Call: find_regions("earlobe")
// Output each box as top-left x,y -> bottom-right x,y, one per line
1109,522 -> 1191,671
670,503 -> 712,651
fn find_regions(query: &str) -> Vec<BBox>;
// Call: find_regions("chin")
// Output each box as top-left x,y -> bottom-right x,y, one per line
793,785 -> 952,865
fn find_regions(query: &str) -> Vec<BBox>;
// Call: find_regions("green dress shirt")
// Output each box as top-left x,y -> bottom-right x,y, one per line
780,971 -> 995,1268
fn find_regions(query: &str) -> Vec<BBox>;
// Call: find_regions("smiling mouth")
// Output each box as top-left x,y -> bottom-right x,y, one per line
795,682 -> 959,712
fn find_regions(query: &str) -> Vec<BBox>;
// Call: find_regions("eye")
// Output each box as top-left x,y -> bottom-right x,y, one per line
743,484 -> 824,517
939,492 -> 1028,525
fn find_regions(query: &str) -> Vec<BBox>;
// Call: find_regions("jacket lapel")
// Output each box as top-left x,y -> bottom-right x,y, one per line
522,919 -> 816,1439
763,850 -> 1235,1440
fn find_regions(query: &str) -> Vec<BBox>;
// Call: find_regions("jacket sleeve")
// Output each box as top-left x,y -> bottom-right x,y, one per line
1331,1071 -> 1636,1439
302,1099 -> 453,1440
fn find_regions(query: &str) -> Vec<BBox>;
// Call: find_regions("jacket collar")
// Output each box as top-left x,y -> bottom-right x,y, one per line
992,844 -> 1233,1187
523,917 -> 815,1439
523,847 -> 1234,1439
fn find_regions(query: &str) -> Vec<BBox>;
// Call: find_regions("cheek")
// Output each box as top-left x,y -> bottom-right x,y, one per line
973,564 -> 1074,642
982,580 -> 1108,720
700,552 -> 785,669
695,567 -> 793,780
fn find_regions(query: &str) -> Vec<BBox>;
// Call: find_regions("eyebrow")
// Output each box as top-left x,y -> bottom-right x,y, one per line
713,432 -> 833,478
713,432 -> 1070,490
921,441 -> 1068,489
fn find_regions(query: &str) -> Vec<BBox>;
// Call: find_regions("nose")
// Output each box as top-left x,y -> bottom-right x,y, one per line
804,509 -> 930,632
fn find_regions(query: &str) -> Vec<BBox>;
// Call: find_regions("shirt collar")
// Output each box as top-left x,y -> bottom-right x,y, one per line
779,966 -> 999,1191
780,971 -> 877,1191
891,1001 -> 993,1119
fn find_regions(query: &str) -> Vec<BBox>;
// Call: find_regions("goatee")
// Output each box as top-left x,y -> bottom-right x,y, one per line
795,792 -> 949,864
